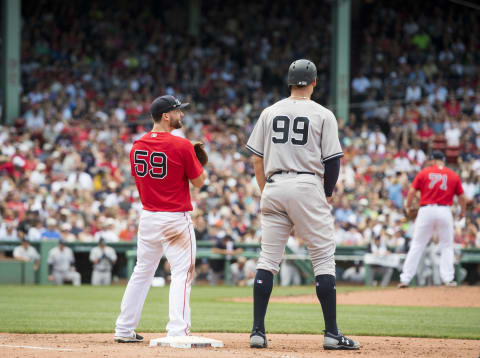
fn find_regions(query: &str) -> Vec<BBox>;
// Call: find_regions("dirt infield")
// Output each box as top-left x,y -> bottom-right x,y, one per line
231,286 -> 480,307
2,287 -> 479,357
1,333 -> 479,358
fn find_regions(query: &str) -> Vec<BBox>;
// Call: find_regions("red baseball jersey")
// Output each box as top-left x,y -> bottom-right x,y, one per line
412,165 -> 464,206
130,132 -> 203,212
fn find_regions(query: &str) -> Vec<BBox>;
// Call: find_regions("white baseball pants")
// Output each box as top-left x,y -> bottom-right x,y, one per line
400,205 -> 454,285
115,210 -> 196,337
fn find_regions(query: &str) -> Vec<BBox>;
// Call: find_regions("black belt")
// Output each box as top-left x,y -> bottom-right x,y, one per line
420,204 -> 449,207
266,170 -> 315,183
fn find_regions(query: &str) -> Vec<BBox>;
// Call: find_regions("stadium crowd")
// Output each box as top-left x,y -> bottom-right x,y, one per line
0,0 -> 479,284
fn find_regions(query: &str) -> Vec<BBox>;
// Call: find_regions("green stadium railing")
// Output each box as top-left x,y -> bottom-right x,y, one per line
1,240 -> 478,285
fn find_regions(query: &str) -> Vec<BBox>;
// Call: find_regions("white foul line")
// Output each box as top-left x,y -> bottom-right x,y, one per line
0,344 -> 82,352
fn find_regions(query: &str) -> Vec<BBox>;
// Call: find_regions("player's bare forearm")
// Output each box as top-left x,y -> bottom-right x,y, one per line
253,155 -> 266,193
458,194 -> 466,219
191,170 -> 207,188
405,186 -> 417,211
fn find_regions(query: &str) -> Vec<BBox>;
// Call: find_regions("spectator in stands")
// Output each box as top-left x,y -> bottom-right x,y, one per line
27,219 -> 44,241
47,239 -> 81,286
13,238 -> 40,271
209,235 -> 243,285
60,223 -> 77,242
230,256 -> 256,286
41,218 -> 61,241
93,218 -> 120,243
0,221 -> 18,240
17,211 -> 38,240
89,238 -> 117,286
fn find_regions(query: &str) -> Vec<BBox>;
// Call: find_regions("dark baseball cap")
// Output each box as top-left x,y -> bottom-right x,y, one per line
430,150 -> 445,161
150,95 -> 189,119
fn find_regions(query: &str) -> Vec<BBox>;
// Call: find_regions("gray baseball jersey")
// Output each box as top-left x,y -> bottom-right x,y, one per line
90,246 -> 117,272
246,97 -> 343,277
246,98 -> 343,178
48,246 -> 75,272
13,245 -> 40,262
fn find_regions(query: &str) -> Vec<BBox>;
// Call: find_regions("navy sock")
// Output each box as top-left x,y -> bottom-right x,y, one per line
315,274 -> 338,335
252,269 -> 274,333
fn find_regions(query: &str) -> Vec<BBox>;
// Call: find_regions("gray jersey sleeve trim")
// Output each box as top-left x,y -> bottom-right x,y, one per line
246,144 -> 264,157
322,152 -> 344,163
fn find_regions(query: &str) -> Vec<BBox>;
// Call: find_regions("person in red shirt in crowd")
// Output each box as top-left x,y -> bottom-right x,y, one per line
416,122 -> 434,150
445,95 -> 460,118
114,95 -> 207,343
399,150 -> 466,288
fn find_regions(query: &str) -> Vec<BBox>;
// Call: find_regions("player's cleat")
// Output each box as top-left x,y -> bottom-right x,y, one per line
323,331 -> 360,350
250,330 -> 268,348
444,281 -> 457,287
397,282 -> 409,288
114,332 -> 144,343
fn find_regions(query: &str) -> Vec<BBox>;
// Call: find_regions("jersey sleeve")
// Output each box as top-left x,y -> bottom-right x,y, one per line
411,170 -> 423,190
321,111 -> 344,163
184,141 -> 204,180
246,111 -> 266,157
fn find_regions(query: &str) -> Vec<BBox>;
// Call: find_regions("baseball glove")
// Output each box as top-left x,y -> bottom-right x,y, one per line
405,207 -> 419,221
193,141 -> 208,166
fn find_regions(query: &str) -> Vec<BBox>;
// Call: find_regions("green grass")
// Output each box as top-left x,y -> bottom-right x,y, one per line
0,285 -> 478,339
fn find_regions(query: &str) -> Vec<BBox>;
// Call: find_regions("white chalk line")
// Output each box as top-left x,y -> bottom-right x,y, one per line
0,344 -> 83,352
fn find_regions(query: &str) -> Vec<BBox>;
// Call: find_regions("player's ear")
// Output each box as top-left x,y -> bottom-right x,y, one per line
312,77 -> 317,88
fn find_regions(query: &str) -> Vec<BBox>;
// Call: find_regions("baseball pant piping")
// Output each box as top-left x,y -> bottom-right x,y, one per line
400,206 -> 454,284
115,210 -> 196,337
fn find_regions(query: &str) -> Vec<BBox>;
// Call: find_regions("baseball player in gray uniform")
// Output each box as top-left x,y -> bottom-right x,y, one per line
89,238 -> 117,285
47,239 -> 81,286
246,59 -> 360,350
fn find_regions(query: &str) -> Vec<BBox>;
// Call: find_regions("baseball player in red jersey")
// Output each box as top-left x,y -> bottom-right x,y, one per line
114,95 -> 207,342
399,150 -> 466,288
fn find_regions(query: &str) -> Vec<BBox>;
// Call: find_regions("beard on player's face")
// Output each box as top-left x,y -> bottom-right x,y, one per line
171,113 -> 183,129
172,117 -> 183,129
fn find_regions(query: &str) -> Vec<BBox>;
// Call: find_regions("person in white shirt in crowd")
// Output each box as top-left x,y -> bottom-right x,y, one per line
29,162 -> 47,186
405,81 -> 422,103
47,239 -> 81,286
66,164 -> 93,191
0,221 -> 18,240
13,238 -> 40,271
393,153 -> 412,173
89,238 -> 117,286
352,72 -> 371,95
60,222 -> 77,242
445,121 -> 461,147
94,218 -> 120,242
407,147 -> 426,167
27,219 -> 44,241
231,256 -> 257,286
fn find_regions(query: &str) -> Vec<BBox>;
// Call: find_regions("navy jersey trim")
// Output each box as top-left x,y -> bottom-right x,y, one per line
246,144 -> 264,157
322,152 -> 344,163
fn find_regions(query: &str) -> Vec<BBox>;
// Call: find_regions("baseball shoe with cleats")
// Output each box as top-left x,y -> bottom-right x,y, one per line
444,281 -> 457,287
323,330 -> 360,350
397,282 -> 409,288
250,330 -> 268,348
114,332 -> 144,343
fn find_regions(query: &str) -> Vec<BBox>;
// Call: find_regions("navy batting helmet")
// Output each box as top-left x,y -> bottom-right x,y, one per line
287,59 -> 317,86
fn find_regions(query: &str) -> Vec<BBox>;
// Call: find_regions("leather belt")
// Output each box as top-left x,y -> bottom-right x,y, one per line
266,170 -> 315,183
